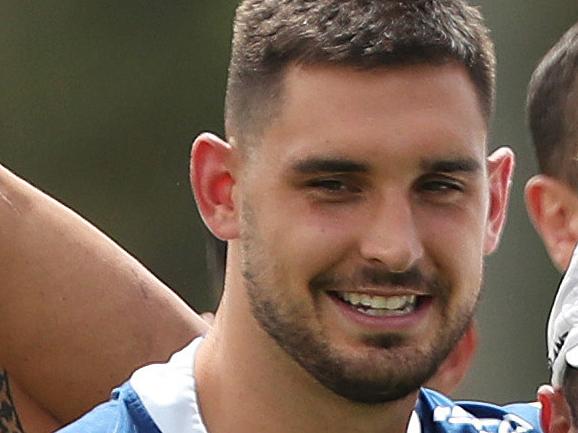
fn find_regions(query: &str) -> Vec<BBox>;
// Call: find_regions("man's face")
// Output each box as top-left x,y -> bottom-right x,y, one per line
235,63 -> 493,403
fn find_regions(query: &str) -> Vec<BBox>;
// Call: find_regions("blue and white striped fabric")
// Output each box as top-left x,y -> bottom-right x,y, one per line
57,337 -> 541,433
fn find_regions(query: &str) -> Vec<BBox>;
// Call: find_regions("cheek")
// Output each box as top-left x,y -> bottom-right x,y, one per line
263,203 -> 362,279
418,208 -> 485,287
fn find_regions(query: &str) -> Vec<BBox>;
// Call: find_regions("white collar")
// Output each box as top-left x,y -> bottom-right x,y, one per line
129,337 -> 421,433
129,337 -> 208,433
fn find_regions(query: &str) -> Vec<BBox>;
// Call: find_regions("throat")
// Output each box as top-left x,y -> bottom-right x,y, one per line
195,327 -> 418,433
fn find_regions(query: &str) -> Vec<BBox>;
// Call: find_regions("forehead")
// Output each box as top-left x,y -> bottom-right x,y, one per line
253,63 -> 488,170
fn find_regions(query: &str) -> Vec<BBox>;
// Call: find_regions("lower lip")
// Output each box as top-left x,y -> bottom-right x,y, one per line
327,293 -> 433,332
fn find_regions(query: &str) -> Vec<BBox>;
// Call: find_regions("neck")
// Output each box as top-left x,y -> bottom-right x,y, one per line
195,257 -> 418,433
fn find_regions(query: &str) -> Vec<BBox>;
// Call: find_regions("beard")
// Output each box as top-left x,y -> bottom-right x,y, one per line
239,204 -> 479,404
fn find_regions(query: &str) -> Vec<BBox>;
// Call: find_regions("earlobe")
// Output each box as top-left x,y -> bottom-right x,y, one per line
525,175 -> 578,271
190,132 -> 240,240
538,385 -> 572,433
539,386 -> 553,433
483,147 -> 515,255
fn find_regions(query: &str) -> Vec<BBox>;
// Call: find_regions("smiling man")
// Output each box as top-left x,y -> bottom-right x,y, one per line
210,63 -> 491,407
59,1 -> 540,432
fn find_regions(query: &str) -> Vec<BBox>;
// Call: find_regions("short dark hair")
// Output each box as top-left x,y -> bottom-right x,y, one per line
225,0 -> 496,145
527,23 -> 578,189
563,366 -> 578,426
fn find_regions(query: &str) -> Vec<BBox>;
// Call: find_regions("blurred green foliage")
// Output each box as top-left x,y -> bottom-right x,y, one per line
1,1 -> 238,309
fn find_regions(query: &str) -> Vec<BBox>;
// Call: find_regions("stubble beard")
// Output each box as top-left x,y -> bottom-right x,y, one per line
239,205 -> 478,404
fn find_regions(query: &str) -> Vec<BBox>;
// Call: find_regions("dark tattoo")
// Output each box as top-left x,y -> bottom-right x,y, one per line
0,370 -> 24,433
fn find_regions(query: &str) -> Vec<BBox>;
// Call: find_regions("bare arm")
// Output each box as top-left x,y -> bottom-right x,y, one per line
0,164 -> 208,427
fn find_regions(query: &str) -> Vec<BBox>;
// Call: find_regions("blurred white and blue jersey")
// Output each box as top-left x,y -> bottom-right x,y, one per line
57,337 -> 541,433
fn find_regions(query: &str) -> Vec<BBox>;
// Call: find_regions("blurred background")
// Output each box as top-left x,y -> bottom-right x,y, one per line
1,0 -> 576,404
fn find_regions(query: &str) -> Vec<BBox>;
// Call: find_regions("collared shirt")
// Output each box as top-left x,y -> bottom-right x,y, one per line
57,338 -> 542,433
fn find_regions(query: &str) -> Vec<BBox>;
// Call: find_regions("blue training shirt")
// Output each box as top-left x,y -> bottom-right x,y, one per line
58,338 -> 542,433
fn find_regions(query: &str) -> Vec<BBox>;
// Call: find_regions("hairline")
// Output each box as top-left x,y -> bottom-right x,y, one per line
226,59 -> 492,150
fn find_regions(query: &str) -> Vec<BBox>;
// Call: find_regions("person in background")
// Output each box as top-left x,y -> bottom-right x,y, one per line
525,20 -> 578,433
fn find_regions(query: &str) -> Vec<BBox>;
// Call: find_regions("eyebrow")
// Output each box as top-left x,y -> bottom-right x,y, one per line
290,156 -> 481,175
291,157 -> 370,174
421,157 -> 481,174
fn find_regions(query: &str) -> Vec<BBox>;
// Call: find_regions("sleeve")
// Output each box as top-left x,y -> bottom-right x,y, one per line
56,383 -> 163,433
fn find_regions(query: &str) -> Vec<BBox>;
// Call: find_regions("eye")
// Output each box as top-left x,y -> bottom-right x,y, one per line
417,176 -> 465,204
420,178 -> 463,193
304,176 -> 363,201
309,178 -> 350,192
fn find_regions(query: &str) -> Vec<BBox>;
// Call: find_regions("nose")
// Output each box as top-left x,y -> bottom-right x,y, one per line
359,193 -> 424,272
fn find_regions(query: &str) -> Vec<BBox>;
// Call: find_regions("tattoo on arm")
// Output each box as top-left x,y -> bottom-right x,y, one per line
0,370 -> 24,433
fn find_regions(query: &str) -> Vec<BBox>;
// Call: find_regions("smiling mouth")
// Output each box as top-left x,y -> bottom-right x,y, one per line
329,291 -> 422,317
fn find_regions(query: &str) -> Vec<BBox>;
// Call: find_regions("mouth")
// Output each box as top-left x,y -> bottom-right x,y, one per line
329,291 -> 425,317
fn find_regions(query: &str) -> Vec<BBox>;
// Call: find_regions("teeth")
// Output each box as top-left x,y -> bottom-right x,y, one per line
360,294 -> 372,306
384,297 -> 406,310
358,307 -> 407,317
337,292 -> 417,313
349,293 -> 361,305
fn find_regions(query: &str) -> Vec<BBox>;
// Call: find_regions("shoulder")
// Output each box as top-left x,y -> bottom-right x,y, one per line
57,383 -> 161,433
416,388 -> 542,433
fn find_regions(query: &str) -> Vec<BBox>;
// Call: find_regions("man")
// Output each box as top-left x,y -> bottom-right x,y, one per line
59,1 -> 540,432
0,163 -> 209,432
526,21 -> 578,275
0,162 -> 480,433
0,163 -> 477,433
525,21 -> 578,433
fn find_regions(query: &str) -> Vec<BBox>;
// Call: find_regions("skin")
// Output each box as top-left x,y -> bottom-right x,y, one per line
538,385 -> 577,433
526,175 -> 578,272
425,324 -> 477,394
0,120 -> 474,432
192,62 -> 513,433
0,163 -> 208,432
526,174 -> 578,433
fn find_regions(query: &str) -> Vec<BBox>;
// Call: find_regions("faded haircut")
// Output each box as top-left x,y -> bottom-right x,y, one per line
527,22 -> 578,189
224,0 -> 496,146
563,366 -> 578,427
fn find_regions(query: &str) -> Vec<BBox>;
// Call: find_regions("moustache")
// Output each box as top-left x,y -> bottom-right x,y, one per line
309,265 -> 446,296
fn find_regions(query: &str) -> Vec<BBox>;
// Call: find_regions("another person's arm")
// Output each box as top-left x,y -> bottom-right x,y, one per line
0,164 -> 208,430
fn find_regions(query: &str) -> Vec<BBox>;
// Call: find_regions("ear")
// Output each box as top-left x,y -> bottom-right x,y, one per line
190,132 -> 240,240
525,175 -> 578,271
484,147 -> 515,254
538,385 -> 573,433
425,324 -> 478,395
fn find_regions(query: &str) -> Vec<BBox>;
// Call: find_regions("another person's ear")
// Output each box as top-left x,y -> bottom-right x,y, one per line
190,133 -> 240,241
483,147 -> 515,255
538,385 -> 573,433
425,324 -> 477,395
525,175 -> 578,271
